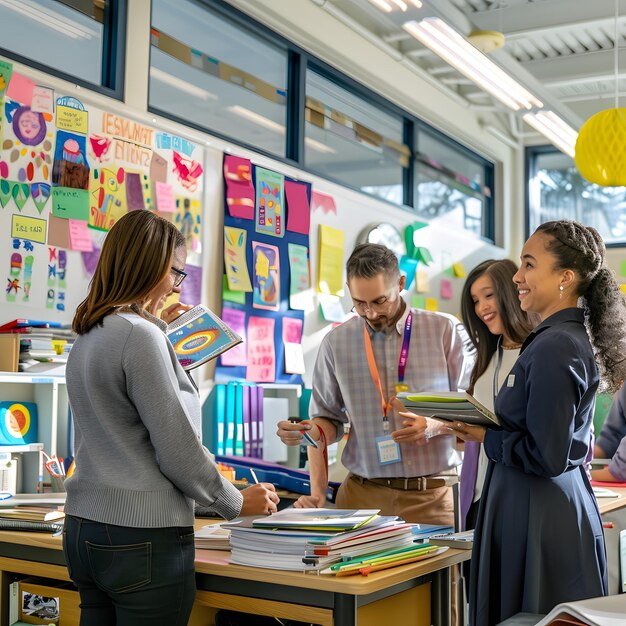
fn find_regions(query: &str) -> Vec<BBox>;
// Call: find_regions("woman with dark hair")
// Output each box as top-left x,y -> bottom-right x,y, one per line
451,220 -> 626,626
64,210 -> 279,626
459,259 -> 533,532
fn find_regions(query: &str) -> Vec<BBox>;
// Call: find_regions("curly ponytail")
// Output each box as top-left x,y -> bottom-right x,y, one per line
536,220 -> 626,392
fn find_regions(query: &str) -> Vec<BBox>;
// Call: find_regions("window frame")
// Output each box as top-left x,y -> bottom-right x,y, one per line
525,145 -> 626,248
147,0 -> 495,242
0,0 -> 127,100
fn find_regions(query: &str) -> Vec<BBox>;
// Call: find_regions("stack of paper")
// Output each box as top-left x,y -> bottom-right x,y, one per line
224,509 -> 450,573
195,522 -> 232,550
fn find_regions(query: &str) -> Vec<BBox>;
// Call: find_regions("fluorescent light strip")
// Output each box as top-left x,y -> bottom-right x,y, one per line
227,106 -> 336,153
0,0 -> 96,39
403,18 -> 543,111
368,0 -> 422,11
523,111 -> 577,158
150,67 -> 218,101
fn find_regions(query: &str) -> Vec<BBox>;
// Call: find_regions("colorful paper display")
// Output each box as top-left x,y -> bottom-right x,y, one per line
318,224 -> 345,296
246,316 -> 276,382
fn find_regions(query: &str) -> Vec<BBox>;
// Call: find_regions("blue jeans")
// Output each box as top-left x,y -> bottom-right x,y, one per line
62,515 -> 196,626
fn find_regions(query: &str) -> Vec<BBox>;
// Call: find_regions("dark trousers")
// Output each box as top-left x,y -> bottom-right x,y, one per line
63,515 -> 196,626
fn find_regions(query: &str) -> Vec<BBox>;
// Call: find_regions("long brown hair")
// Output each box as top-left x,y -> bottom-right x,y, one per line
461,259 -> 534,392
73,211 -> 185,335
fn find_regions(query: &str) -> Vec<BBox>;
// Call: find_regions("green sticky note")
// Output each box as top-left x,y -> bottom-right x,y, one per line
0,59 -> 13,99
411,295 -> 426,309
620,260 -> 626,277
222,275 -> 245,304
52,187 -> 89,221
416,246 -> 433,266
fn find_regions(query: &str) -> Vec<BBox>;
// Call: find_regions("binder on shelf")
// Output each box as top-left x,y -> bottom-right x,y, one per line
242,384 -> 252,457
224,383 -> 236,456
234,383 -> 244,457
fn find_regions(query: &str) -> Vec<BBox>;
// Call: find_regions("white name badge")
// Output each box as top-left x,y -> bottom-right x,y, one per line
375,435 -> 401,465
507,374 -> 515,387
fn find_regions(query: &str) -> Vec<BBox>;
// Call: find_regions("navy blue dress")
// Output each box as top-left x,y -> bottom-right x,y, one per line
469,308 -> 607,626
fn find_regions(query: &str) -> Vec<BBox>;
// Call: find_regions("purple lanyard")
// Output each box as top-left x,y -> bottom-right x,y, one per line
397,312 -> 413,384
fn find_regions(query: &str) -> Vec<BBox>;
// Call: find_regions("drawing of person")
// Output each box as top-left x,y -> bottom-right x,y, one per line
13,107 -> 46,146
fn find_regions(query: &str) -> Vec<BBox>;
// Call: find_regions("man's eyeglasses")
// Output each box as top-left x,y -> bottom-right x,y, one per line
351,296 -> 394,314
171,267 -> 187,287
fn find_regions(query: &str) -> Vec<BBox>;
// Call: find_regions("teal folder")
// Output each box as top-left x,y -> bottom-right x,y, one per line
225,382 -> 236,456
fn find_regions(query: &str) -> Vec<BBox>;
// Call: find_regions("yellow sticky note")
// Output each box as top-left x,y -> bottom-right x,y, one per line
620,284 -> 626,294
425,297 -> 438,311
56,104 -> 88,134
452,262 -> 466,278
11,214 -> 47,244
416,270 -> 429,293
318,224 -> 345,297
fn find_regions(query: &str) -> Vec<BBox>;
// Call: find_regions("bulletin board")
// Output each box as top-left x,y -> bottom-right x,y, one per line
0,59 -> 205,325
215,154 -> 311,385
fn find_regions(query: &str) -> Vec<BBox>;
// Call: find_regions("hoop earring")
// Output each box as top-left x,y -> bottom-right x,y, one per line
559,285 -> 564,300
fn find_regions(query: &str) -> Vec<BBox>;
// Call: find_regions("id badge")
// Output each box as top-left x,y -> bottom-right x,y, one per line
375,435 -> 401,465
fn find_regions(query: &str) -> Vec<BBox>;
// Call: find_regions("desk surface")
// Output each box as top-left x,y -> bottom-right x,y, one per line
596,487 -> 626,515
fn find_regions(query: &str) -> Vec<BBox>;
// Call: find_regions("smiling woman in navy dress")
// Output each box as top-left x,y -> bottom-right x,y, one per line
451,220 -> 626,626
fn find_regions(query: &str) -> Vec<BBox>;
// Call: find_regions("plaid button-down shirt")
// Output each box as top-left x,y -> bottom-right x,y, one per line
309,306 -> 473,478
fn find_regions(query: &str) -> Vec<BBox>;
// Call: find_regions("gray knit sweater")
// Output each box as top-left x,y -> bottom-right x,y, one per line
64,312 -> 243,527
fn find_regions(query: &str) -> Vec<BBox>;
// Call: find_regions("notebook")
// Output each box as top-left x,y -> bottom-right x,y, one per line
397,391 -> 500,428
166,305 -> 242,370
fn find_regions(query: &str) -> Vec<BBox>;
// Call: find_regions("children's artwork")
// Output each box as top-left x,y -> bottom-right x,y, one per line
285,180 -> 310,235
318,224 -> 345,296
88,166 -> 126,231
154,181 -> 175,212
224,154 -> 254,220
31,87 -> 54,115
224,227 -> 252,292
52,187 -> 89,221
175,196 -> 202,253
246,316 -> 276,383
222,275 -> 246,304
0,59 -> 13,100
311,190 -> 337,215
252,241 -> 280,311
0,99 -> 53,187
255,166 -> 285,238
56,96 -> 88,134
47,214 -> 71,249
287,242 -> 311,310
220,307 -> 248,367
52,130 -> 90,190
31,183 -> 51,214
179,263 -> 202,306
68,219 -> 93,252
125,171 -> 149,210
149,151 -> 168,182
172,151 -> 203,192
6,72 -> 35,105
88,134 -> 112,162
11,214 -> 46,244
282,317 -> 303,344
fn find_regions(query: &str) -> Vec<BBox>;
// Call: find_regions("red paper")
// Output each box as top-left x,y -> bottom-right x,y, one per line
591,480 -> 626,488
311,190 -> 337,215
224,155 -> 255,220
285,180 -> 310,235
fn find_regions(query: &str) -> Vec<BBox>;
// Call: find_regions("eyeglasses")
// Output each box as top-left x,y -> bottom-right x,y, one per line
171,266 -> 187,287
351,295 -> 396,314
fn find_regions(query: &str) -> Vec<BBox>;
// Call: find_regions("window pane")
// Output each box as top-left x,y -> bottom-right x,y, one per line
0,0 -> 104,85
529,150 -> 626,244
305,70 -> 406,205
416,130 -> 491,239
150,0 -> 288,158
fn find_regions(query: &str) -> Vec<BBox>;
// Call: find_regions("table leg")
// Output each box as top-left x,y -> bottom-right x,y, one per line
431,567 -> 451,626
334,593 -> 356,626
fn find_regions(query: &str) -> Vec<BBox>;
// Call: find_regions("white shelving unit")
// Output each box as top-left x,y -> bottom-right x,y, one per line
0,373 -> 69,492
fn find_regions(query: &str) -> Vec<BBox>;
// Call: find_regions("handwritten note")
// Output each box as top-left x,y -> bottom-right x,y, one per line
11,214 -> 46,244
52,187 -> 89,221
68,219 -> 94,252
31,86 -> 54,115
246,316 -> 276,383
155,181 -> 176,212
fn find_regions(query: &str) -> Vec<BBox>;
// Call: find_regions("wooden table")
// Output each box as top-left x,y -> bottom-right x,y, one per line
596,486 -> 626,595
0,523 -> 469,626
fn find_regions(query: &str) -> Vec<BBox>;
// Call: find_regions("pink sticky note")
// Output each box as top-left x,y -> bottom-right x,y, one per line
68,219 -> 93,252
246,317 -> 276,382
282,317 -> 303,345
180,263 -> 202,305
31,86 -> 54,114
220,307 -> 248,366
155,181 -> 176,212
285,180 -> 311,235
311,190 -> 337,215
6,72 -> 35,106
440,279 -> 453,300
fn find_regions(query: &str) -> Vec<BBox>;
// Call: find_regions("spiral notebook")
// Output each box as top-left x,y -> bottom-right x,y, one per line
166,305 -> 242,371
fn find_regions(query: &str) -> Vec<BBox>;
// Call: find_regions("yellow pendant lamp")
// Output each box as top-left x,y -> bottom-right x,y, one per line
575,2 -> 626,186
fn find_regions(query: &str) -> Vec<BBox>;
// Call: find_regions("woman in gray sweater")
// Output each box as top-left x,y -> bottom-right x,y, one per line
63,210 -> 278,626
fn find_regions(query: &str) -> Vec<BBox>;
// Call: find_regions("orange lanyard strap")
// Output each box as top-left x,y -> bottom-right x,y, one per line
363,324 -> 393,432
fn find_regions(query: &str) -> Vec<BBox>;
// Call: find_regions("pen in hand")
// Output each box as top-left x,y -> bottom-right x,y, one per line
250,469 -> 259,484
288,418 -> 319,449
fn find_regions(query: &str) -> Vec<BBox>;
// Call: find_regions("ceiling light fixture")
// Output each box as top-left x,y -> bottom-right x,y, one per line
227,106 -> 336,153
403,18 -> 543,112
367,0 -> 422,13
150,67 -> 218,101
522,111 -> 577,158
0,0 -> 96,39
